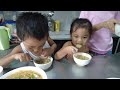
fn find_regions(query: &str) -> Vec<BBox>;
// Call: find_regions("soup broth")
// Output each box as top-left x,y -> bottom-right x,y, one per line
35,58 -> 50,64
76,55 -> 89,60
5,70 -> 43,79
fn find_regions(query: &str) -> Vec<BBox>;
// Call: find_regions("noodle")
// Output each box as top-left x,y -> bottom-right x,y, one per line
5,70 -> 43,79
35,58 -> 50,64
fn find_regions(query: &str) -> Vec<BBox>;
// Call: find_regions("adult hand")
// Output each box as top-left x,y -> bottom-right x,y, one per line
103,19 -> 120,32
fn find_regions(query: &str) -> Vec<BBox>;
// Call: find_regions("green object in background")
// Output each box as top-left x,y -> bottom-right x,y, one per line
0,26 -> 11,50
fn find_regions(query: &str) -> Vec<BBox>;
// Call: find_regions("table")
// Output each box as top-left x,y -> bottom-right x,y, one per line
1,46 -> 120,79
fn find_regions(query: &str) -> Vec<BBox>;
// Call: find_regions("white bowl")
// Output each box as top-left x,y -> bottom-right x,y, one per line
0,66 -> 3,77
106,77 -> 120,79
115,24 -> 120,37
0,66 -> 47,79
33,56 -> 53,70
73,52 -> 92,66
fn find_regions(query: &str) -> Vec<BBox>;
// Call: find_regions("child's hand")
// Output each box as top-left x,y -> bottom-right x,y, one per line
14,53 -> 32,62
65,46 -> 78,60
41,48 -> 53,57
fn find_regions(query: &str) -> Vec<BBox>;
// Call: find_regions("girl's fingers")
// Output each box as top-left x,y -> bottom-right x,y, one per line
72,47 -> 78,54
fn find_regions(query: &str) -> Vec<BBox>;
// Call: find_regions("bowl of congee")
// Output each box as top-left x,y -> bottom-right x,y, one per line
0,66 -> 47,79
33,56 -> 53,70
73,52 -> 92,66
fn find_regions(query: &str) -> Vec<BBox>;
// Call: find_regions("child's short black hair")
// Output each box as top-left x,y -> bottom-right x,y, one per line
70,18 -> 93,37
16,12 -> 49,41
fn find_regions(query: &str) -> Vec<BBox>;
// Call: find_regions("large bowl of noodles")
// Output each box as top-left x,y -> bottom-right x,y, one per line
0,66 -> 47,79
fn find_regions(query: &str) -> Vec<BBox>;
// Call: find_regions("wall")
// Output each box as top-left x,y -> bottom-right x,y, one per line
0,11 -> 80,31
0,11 -> 16,21
42,11 -> 80,31
17,11 -> 80,31
0,11 -> 80,30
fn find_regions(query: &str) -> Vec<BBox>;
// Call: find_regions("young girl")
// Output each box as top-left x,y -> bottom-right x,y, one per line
0,12 -> 57,67
54,18 -> 120,60
54,18 -> 93,60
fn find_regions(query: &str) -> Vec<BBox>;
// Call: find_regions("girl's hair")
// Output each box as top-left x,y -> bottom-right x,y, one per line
70,18 -> 93,37
16,12 -> 49,41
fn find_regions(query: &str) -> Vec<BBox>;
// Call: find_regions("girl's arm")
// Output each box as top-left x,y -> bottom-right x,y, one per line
54,41 -> 72,60
0,45 -> 22,67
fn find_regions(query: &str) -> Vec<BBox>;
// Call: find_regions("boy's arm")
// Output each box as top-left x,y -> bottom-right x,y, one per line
47,36 -> 57,54
0,45 -> 22,67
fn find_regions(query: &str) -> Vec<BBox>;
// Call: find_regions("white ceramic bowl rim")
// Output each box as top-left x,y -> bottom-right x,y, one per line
0,66 -> 3,71
0,66 -> 3,73
73,52 -> 92,61
0,66 -> 47,79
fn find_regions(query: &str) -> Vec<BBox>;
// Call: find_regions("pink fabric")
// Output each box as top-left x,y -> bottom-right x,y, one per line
79,11 -> 120,54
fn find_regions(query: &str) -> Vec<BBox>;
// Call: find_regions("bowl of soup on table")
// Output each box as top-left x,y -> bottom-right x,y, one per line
33,56 -> 53,70
73,52 -> 92,66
